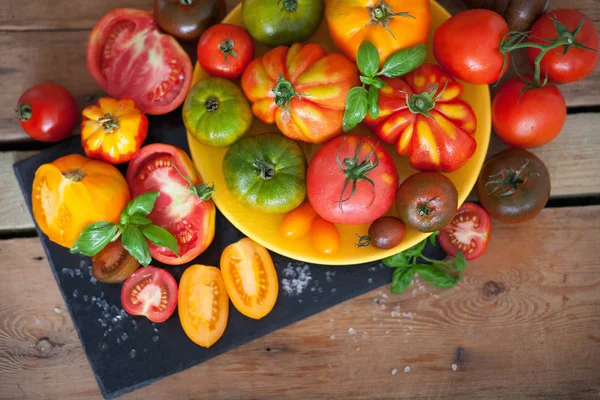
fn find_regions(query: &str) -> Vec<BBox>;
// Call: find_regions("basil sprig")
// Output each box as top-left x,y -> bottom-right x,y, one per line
343,41 -> 427,132
71,192 -> 178,266
382,231 -> 467,294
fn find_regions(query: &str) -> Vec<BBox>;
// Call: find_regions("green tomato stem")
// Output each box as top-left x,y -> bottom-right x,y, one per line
204,97 -> 220,112
278,0 -> 297,12
16,104 -> 32,121
253,160 -> 276,181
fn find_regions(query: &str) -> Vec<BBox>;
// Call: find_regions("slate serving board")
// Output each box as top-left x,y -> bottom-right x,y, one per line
14,112 -> 441,399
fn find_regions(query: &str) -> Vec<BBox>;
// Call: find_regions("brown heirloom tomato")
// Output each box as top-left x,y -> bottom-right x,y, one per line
361,216 -> 406,250
153,0 -> 226,42
476,148 -> 550,224
395,172 -> 458,233
92,239 -> 140,283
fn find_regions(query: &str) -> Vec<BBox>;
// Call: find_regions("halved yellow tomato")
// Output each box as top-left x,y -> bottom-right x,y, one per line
220,238 -> 278,320
178,265 -> 229,348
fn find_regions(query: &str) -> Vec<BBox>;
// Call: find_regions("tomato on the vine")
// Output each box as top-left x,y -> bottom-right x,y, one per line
87,9 -> 192,115
492,77 -> 566,148
433,9 -> 509,84
439,202 -> 491,261
121,266 -> 178,323
16,83 -> 78,142
197,24 -> 254,80
307,135 -> 398,225
527,9 -> 599,83
126,144 -> 216,265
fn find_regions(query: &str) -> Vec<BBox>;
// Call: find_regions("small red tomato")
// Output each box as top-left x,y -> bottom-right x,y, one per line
439,203 -> 491,261
197,24 -> 255,80
433,9 -> 509,84
492,77 -> 566,148
16,82 -> 78,142
527,9 -> 599,83
121,266 -> 178,323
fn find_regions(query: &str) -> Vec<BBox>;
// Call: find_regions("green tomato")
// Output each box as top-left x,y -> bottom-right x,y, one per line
223,133 -> 307,213
183,77 -> 252,147
242,0 -> 324,46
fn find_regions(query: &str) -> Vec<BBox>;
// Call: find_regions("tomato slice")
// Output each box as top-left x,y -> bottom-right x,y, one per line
121,266 -> 178,323
220,238 -> 278,320
92,239 -> 140,283
126,144 -> 216,265
439,203 -> 491,261
86,9 -> 192,115
179,265 -> 229,348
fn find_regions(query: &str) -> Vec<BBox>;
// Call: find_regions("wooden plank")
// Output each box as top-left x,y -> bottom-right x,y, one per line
0,151 -> 35,232
0,206 -> 598,399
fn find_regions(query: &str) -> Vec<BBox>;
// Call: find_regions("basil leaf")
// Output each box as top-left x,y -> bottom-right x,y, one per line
360,76 -> 375,85
371,77 -> 387,89
454,252 -> 467,271
391,267 -> 414,294
356,40 -> 380,78
428,231 -> 439,246
413,264 -> 461,288
123,192 -> 160,217
379,44 -> 427,78
368,85 -> 380,119
403,238 -> 427,258
140,224 -> 179,256
70,222 -> 117,257
382,251 -> 410,268
130,215 -> 152,225
342,86 -> 369,132
122,225 -> 151,266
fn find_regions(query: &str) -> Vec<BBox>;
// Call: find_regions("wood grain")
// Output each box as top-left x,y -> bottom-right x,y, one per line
0,151 -> 35,232
0,206 -> 599,399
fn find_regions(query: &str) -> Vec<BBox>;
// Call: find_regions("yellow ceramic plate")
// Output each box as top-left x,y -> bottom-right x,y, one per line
187,1 -> 491,265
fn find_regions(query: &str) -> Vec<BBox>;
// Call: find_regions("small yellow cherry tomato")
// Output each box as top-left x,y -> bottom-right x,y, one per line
280,202 -> 318,239
310,218 -> 340,255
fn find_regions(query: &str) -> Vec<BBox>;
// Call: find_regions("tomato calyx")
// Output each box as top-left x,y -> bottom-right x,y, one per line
180,0 -> 194,5
273,73 -> 298,113
278,0 -> 298,12
367,0 -> 414,40
16,104 -> 32,122
417,196 -> 439,218
406,82 -> 446,117
97,113 -> 120,132
204,97 -> 220,112
62,169 -> 86,182
172,164 -> 215,200
218,37 -> 238,62
484,160 -> 539,197
355,234 -> 371,248
336,139 -> 379,211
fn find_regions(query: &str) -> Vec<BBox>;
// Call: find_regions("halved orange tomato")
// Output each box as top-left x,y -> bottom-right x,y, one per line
178,265 -> 229,348
220,238 -> 278,320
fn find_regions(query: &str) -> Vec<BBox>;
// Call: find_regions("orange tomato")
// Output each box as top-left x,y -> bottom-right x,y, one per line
32,154 -> 130,248
81,98 -> 148,164
179,265 -> 229,348
241,43 -> 359,144
280,202 -> 318,239
325,0 -> 431,66
220,238 -> 278,320
311,218 -> 341,255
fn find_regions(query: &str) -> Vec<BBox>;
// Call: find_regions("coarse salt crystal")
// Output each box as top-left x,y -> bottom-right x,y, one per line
385,330 -> 390,335
391,368 -> 398,376
404,366 -> 411,373
382,293 -> 389,299
380,303 -> 387,310
129,349 -> 136,358
153,336 -> 159,342
348,327 -> 356,336
391,311 -> 401,317
361,331 -> 369,339
367,278 -> 373,284
452,364 -> 458,371
411,289 -> 417,296
330,335 -> 336,339
53,307 -> 61,314
402,312 -> 413,320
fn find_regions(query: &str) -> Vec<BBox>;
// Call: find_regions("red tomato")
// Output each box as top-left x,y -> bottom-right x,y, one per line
433,9 -> 509,84
307,135 -> 398,224
16,83 -> 78,142
492,77 -> 566,148
86,9 -> 192,115
121,266 -> 178,323
527,9 -> 599,83
439,203 -> 491,261
126,144 -> 216,265
197,24 -> 254,80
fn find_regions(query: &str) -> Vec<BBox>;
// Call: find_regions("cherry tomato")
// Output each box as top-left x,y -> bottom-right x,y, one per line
153,0 -> 226,42
433,9 -> 509,84
16,82 -> 78,142
198,24 -> 255,80
220,238 -> 278,320
179,265 -> 229,348
307,135 -> 398,224
492,77 -> 566,148
121,266 -> 178,323
439,203 -> 491,261
476,148 -> 550,224
395,172 -> 458,233
311,218 -> 340,255
92,239 -> 140,283
362,216 -> 406,250
126,144 -> 216,265
527,9 -> 599,83
86,9 -> 192,115
280,202 -> 318,239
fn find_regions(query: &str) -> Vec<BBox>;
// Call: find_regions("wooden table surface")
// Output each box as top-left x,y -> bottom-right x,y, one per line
1,0 -> 599,399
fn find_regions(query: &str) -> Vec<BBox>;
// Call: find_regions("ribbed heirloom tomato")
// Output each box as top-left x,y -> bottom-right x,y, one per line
32,154 -> 130,248
241,43 -> 359,144
364,63 -> 477,172
126,144 -> 215,265
325,0 -> 430,65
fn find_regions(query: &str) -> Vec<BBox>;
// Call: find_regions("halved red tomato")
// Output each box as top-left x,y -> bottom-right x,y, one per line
121,266 -> 178,323
220,238 -> 278,320
439,202 -> 491,261
126,144 -> 216,265
86,9 -> 192,115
